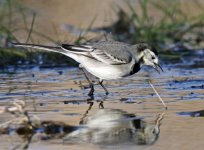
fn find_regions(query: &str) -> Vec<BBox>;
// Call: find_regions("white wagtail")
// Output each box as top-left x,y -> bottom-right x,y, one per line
12,41 -> 163,96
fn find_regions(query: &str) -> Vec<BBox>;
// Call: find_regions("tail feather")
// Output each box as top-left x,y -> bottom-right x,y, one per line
61,44 -> 94,53
12,43 -> 66,54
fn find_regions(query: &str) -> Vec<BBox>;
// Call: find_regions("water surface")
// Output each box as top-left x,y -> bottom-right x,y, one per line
0,65 -> 204,150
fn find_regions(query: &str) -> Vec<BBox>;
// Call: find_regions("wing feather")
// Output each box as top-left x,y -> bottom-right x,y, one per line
61,42 -> 133,65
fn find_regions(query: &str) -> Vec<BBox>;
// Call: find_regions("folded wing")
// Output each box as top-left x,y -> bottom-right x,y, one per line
61,42 -> 133,65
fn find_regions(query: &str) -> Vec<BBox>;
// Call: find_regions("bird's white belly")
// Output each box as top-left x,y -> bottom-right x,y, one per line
85,66 -> 125,80
83,63 -> 131,80
65,53 -> 133,80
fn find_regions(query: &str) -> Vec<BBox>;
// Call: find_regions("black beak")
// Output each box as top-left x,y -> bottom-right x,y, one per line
154,63 -> 164,74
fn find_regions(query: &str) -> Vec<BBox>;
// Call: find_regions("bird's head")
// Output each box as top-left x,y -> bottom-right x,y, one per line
132,43 -> 163,73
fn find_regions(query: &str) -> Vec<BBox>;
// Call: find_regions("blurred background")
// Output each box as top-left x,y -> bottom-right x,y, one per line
0,0 -> 204,68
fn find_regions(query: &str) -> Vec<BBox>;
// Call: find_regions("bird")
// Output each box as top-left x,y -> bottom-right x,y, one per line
64,108 -> 164,145
12,41 -> 163,97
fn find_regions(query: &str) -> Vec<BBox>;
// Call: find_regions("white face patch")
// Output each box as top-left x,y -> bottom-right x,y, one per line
141,49 -> 159,67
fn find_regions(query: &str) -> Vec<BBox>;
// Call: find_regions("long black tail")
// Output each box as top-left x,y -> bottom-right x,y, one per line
12,43 -> 67,54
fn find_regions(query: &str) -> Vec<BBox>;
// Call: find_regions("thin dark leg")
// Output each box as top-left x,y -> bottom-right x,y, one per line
98,79 -> 109,95
79,66 -> 95,96
99,101 -> 104,109
79,101 -> 94,124
88,84 -> 94,96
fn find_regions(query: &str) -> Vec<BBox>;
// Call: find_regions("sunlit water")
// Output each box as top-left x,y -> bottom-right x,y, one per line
0,64 -> 204,150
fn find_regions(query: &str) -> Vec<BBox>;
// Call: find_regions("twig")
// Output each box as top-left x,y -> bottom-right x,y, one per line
155,111 -> 165,127
148,81 -> 167,109
0,117 -> 23,128
151,110 -> 165,133
26,12 -> 36,43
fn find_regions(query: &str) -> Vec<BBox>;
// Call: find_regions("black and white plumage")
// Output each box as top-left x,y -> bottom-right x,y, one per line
12,41 -> 163,96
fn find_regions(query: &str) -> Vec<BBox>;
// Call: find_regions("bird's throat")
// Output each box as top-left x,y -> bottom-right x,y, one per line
130,62 -> 141,75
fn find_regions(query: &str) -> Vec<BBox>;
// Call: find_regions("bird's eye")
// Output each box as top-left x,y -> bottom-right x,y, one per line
152,56 -> 155,60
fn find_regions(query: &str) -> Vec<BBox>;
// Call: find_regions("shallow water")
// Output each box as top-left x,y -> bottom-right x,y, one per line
0,65 -> 204,150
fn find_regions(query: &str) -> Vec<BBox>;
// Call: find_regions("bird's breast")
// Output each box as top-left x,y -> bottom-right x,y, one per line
129,62 -> 141,75
83,60 -> 136,80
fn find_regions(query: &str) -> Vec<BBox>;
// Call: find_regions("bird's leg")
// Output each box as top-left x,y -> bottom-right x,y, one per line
98,94 -> 108,109
98,79 -> 109,95
79,101 -> 94,124
88,84 -> 95,97
79,65 -> 95,96
99,101 -> 104,109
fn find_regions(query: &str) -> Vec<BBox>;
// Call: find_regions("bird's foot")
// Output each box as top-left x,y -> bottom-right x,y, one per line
99,101 -> 104,109
87,94 -> 94,101
87,101 -> 94,107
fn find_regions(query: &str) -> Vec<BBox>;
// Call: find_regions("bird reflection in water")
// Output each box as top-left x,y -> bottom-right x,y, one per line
64,103 -> 165,145
1,100 -> 164,149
